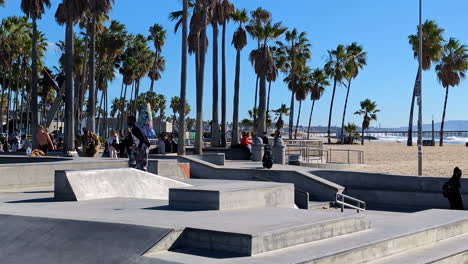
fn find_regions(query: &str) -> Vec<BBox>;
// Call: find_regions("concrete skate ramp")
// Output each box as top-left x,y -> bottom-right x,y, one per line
0,214 -> 171,264
55,168 -> 191,201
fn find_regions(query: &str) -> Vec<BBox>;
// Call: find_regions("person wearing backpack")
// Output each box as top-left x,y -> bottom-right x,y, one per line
443,167 -> 464,210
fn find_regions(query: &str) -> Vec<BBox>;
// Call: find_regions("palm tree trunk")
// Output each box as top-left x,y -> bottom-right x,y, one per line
439,86 -> 449,147
211,23 -> 220,147
361,123 -> 365,145
177,0 -> 188,155
231,49 -> 241,147
307,100 -> 315,140
253,76 -> 259,124
104,88 -> 108,137
195,29 -> 207,154
0,76 -> 5,134
407,69 -> 420,146
267,81 -> 272,114
288,91 -> 295,139
117,79 -> 124,132
256,74 -> 267,137
221,20 -> 227,147
64,20 -> 75,152
129,81 -> 135,114
327,78 -> 338,144
6,82 -> 11,134
96,90 -> 104,135
294,100 -> 302,139
150,53 -> 156,93
31,18 -> 39,147
340,78 -> 352,144
87,15 -> 97,133
120,84 -> 128,132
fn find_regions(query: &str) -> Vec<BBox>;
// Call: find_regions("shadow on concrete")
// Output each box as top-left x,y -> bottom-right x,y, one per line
170,248 -> 245,259
23,191 -> 54,194
142,205 -> 214,212
5,197 -> 59,203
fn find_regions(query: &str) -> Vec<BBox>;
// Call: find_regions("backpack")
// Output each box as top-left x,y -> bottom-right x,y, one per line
442,181 -> 453,198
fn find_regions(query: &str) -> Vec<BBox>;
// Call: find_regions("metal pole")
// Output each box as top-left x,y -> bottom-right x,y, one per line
417,0 -> 423,176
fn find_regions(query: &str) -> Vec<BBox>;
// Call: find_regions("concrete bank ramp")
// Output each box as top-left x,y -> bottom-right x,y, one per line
55,168 -> 191,201
0,214 -> 172,264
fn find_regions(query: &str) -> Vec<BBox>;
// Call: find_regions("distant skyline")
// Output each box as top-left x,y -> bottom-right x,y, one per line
1,0 -> 468,128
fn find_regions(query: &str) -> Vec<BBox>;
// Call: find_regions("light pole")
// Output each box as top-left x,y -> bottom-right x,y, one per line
417,0 -> 423,176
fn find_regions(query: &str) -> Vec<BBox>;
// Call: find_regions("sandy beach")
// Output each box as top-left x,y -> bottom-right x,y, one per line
323,140 -> 468,177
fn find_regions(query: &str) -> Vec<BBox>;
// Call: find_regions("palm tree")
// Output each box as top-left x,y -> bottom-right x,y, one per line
249,21 -> 287,137
86,0 -> 114,133
273,103 -> 289,131
276,29 -> 311,139
343,123 -> 359,144
210,0 -> 221,147
20,0 -> 50,148
247,8 -> 271,126
148,23 -> 166,92
218,0 -> 234,147
435,38 -> 468,146
293,66 -> 311,139
407,20 -> 445,146
340,42 -> 367,143
230,8 -> 248,147
177,0 -> 189,155
354,99 -> 379,145
324,44 -> 347,144
192,0 -> 216,154
55,0 -> 87,152
307,68 -> 328,139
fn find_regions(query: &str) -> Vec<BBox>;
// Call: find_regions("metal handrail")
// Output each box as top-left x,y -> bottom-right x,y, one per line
336,193 -> 366,213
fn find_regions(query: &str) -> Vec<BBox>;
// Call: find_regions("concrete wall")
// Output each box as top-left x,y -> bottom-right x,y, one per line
0,155 -> 72,164
0,159 -> 129,190
192,153 -> 225,166
147,159 -> 190,180
156,155 -> 344,202
312,170 -> 466,210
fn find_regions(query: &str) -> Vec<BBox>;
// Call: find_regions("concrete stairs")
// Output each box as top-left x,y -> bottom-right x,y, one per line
367,233 -> 468,264
144,209 -> 370,257
146,210 -> 468,264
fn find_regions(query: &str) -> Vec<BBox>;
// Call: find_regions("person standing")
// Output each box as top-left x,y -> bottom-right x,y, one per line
443,167 -> 464,210
36,126 -> 55,154
107,129 -> 119,158
127,116 -> 151,171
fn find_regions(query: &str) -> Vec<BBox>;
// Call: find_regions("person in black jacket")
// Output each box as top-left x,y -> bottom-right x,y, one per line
446,167 -> 464,210
127,116 -> 151,171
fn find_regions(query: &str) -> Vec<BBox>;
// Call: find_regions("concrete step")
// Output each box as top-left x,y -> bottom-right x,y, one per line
146,209 -> 468,264
167,210 -> 370,256
308,201 -> 333,210
367,233 -> 468,264
169,181 -> 295,211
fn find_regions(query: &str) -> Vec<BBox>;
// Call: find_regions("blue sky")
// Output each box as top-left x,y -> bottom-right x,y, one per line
1,0 -> 468,128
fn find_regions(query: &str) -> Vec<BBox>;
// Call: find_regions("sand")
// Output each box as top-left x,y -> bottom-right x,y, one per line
321,140 -> 468,177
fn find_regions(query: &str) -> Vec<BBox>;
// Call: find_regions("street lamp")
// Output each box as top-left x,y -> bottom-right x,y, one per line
417,0 -> 423,176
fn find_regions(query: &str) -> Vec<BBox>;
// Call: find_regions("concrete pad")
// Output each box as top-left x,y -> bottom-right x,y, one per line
0,214 -> 172,264
55,168 -> 191,201
169,181 -> 295,210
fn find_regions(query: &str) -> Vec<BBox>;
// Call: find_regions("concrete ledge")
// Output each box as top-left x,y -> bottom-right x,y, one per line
163,155 -> 344,202
0,158 -> 129,190
169,181 -> 295,211
55,168 -> 191,201
192,153 -> 225,166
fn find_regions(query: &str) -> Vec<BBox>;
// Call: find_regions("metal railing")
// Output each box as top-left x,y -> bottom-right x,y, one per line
336,193 -> 366,213
284,146 -> 364,165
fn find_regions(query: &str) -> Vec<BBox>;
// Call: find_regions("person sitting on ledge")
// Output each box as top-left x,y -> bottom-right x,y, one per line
240,132 -> 252,154
17,135 -> 31,152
